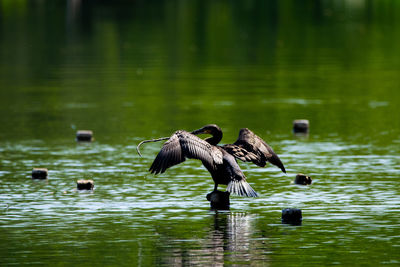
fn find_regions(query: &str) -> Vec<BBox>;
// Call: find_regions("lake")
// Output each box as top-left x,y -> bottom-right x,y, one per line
1,0 -> 399,266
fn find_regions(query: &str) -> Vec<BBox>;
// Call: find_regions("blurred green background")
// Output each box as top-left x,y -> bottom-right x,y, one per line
1,0 -> 399,144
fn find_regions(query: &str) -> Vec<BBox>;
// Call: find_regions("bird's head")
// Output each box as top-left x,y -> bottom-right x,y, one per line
191,124 -> 221,135
191,124 -> 223,145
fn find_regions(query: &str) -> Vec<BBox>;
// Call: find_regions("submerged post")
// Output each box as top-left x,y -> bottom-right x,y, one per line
206,191 -> 230,210
294,173 -> 312,185
76,130 -> 93,142
32,168 -> 48,179
293,119 -> 309,134
282,208 -> 302,225
77,179 -> 94,190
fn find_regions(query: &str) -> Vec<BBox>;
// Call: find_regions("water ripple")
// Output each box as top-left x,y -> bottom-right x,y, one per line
1,137 -> 399,265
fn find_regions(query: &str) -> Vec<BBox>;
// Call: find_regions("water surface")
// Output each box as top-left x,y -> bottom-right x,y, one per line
1,1 -> 400,266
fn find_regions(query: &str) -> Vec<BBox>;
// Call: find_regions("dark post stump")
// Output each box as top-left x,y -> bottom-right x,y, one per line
294,173 -> 312,185
293,119 -> 309,134
282,208 -> 302,225
77,179 -> 94,190
76,130 -> 93,142
206,190 -> 230,210
32,168 -> 48,179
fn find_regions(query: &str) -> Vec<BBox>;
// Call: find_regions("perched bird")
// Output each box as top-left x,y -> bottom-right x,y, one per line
137,124 -> 286,197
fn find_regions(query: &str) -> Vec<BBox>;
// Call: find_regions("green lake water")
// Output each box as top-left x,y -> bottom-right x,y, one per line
1,0 -> 399,266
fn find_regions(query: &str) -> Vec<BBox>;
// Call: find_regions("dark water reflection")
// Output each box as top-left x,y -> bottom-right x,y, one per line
161,213 -> 262,266
1,0 -> 400,266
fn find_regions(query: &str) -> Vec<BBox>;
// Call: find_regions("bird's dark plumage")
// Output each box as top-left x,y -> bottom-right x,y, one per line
149,130 -> 223,175
137,125 -> 286,197
226,128 -> 286,173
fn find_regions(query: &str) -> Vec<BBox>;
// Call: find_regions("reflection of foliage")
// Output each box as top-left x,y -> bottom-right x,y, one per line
2,0 -> 399,71
0,0 -> 399,143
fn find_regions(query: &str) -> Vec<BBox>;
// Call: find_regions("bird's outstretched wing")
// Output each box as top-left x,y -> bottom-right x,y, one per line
221,144 -> 259,163
149,130 -> 223,174
223,128 -> 286,173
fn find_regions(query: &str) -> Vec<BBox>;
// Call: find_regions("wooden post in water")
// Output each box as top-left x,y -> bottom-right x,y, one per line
206,191 -> 230,210
32,168 -> 48,179
294,173 -> 312,185
77,179 -> 94,190
76,130 -> 93,142
282,208 -> 302,225
293,119 -> 309,134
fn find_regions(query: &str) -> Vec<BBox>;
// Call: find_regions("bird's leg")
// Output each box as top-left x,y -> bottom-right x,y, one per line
213,183 -> 218,192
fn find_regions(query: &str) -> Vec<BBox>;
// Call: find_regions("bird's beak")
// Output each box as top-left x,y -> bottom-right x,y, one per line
191,127 -> 206,135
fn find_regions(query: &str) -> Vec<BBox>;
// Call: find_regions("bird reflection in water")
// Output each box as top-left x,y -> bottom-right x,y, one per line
164,213 -> 269,266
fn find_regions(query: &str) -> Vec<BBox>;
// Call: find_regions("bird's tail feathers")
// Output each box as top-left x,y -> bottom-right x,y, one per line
227,180 -> 258,197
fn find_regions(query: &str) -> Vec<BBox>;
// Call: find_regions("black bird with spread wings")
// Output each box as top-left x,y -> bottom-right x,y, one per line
137,124 -> 286,197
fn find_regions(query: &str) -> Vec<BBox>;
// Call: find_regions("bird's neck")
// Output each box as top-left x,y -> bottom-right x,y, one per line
205,131 -> 222,145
